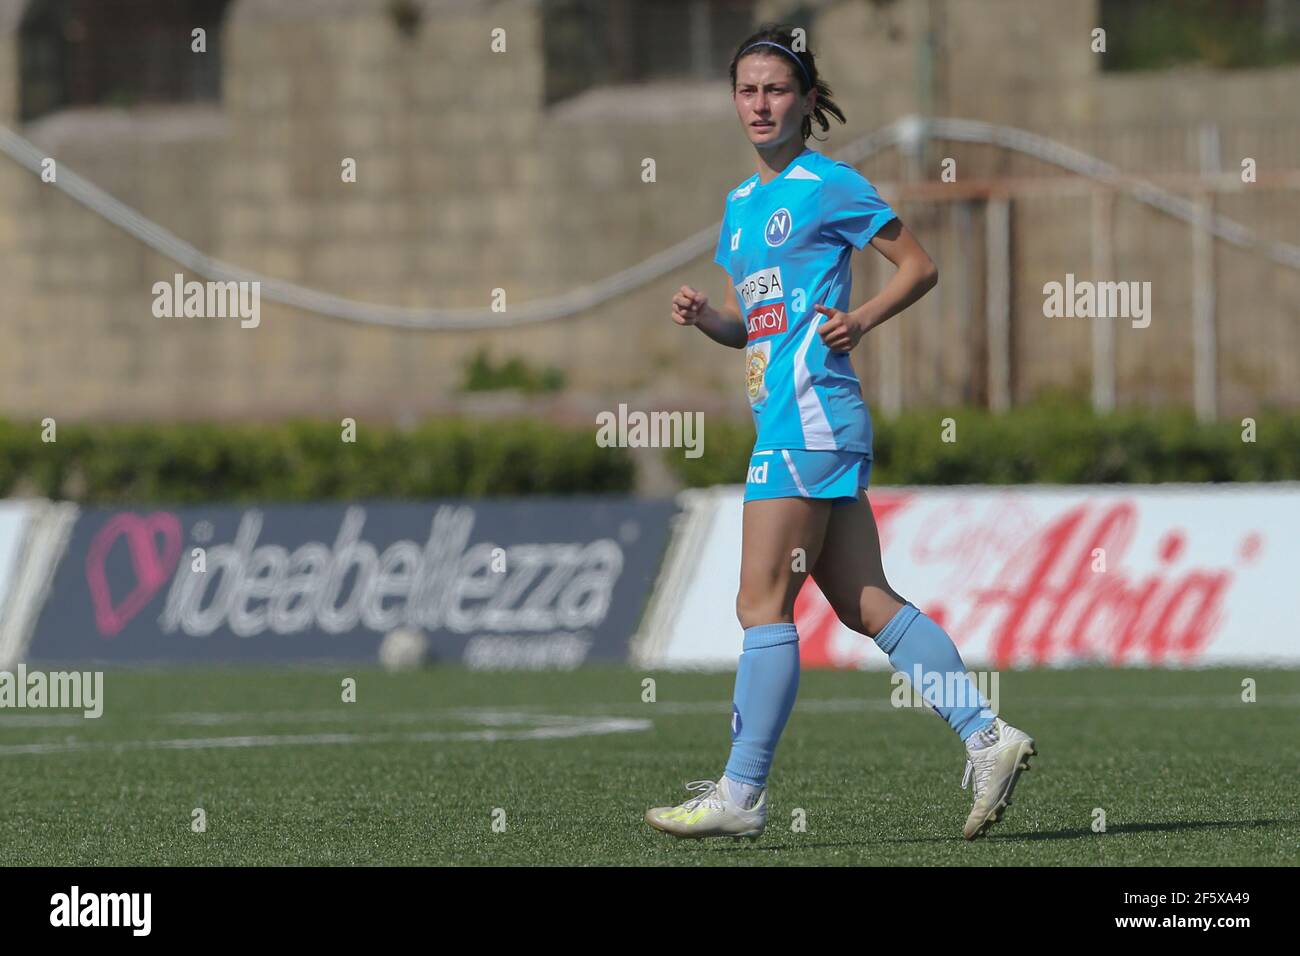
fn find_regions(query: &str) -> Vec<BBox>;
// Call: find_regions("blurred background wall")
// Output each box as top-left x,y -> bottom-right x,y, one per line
0,0 -> 1297,425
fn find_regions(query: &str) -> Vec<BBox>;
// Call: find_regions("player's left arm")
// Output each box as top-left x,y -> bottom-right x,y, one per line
816,218 -> 938,353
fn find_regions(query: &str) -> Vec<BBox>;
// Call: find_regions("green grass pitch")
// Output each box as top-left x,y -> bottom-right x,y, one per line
0,666 -> 1296,866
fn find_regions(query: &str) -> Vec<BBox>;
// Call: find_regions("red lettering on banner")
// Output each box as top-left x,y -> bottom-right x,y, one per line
967,503 -> 1231,667
797,497 -> 1238,669
746,302 -> 787,340
868,493 -> 912,549
794,579 -> 838,667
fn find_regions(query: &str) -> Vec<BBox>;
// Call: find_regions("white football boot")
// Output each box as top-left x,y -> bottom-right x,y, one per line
961,717 -> 1036,840
645,778 -> 767,839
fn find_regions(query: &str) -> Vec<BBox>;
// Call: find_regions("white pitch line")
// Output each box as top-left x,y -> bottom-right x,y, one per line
2,692 -> 1294,739
0,714 -> 92,727
0,716 -> 651,757
156,708 -> 589,727
2,692 -> 1296,731
592,693 -> 1300,714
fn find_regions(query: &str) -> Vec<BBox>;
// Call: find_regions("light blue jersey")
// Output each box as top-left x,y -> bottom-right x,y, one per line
713,146 -> 897,454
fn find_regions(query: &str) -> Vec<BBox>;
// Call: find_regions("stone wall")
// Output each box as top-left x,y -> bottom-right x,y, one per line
0,0 -> 1296,425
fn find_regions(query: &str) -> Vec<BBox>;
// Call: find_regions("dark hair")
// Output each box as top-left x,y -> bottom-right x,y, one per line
727,24 -> 846,142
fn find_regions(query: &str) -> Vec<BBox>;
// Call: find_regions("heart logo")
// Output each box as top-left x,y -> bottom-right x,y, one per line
85,512 -> 183,638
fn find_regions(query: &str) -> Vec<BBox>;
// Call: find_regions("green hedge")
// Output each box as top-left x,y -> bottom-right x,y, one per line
1100,0 -> 1300,72
0,419 -> 635,503
666,402 -> 1300,487
2,405 -> 1296,504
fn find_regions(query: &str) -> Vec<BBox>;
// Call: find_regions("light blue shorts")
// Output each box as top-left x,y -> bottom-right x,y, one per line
743,448 -> 872,506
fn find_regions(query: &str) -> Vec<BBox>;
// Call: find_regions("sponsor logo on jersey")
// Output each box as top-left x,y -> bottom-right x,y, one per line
764,207 -> 793,247
730,228 -> 742,251
745,340 -> 770,404
735,266 -> 784,309
746,462 -> 768,486
746,302 -> 787,341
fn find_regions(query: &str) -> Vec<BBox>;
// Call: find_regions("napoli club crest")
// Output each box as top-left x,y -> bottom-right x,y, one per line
764,207 -> 793,247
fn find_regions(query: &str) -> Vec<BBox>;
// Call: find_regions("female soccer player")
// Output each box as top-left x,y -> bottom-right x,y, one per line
646,26 -> 1036,841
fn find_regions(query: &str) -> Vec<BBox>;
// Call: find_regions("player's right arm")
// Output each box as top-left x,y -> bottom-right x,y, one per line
671,277 -> 747,349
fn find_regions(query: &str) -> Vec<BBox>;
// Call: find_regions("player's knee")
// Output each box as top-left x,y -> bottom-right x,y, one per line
831,602 -> 869,637
829,587 -> 903,638
735,588 -> 786,631
859,587 -> 905,637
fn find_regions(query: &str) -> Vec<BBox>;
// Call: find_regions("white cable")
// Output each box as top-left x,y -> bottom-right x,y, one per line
3,116 -> 1297,329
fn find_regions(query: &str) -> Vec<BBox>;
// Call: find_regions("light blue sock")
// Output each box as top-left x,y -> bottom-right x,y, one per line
875,603 -> 994,741
723,622 -> 800,788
